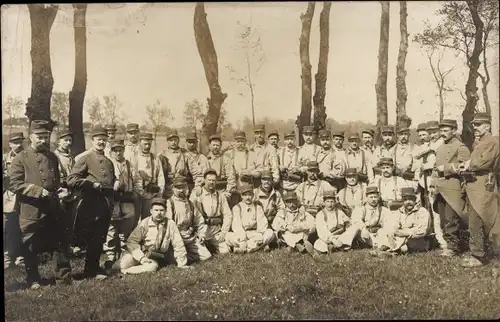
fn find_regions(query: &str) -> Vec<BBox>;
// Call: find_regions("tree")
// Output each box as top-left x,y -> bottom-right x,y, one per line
68,4 -> 87,156
312,2 -> 331,135
101,95 -> 126,125
85,97 -> 103,126
395,1 -> 409,128
193,3 -> 228,154
226,18 -> 265,126
375,1 -> 390,143
2,96 -> 25,133
146,100 -> 174,154
51,91 -> 69,131
297,2 -> 315,146
25,4 -> 59,131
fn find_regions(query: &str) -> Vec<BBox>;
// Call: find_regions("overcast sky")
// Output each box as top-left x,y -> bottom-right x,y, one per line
1,2 -> 499,132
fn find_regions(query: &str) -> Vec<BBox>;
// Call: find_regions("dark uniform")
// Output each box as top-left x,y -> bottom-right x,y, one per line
67,126 -> 116,277
9,121 -> 72,285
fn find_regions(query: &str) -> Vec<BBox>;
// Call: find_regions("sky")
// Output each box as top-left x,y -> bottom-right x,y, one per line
1,2 -> 499,133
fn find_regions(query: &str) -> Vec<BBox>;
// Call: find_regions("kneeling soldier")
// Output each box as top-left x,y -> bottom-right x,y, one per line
166,177 -> 212,263
295,161 -> 333,218
272,191 -> 315,254
226,185 -> 275,253
370,157 -> 408,210
314,190 -> 352,254
337,168 -> 366,216
120,198 -> 191,275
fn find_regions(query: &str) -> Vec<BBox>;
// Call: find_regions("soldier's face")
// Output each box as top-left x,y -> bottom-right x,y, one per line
320,138 -> 331,149
58,136 -> 73,150
235,138 -> 246,150
111,147 -> 124,160
30,132 -> 50,151
417,130 -> 429,143
332,137 -> 343,148
168,137 -> 180,149
173,186 -> 188,198
140,139 -> 152,153
254,131 -> 265,144
398,132 -> 409,144
268,135 -> 279,148
186,140 -> 197,152
210,140 -> 221,154
382,133 -> 394,144
307,169 -> 318,181
242,191 -> 253,204
127,131 -> 139,143
150,205 -> 166,222
366,194 -> 379,207
403,197 -> 416,211
429,130 -> 440,141
261,178 -> 272,191
285,138 -> 295,148
204,174 -> 217,191
324,198 -> 336,210
381,165 -> 393,177
348,139 -> 359,150
303,133 -> 314,144
107,131 -> 116,140
346,175 -> 358,186
9,140 -> 23,152
285,200 -> 299,211
92,135 -> 107,151
362,133 -> 373,146
439,127 -> 454,140
473,122 -> 489,138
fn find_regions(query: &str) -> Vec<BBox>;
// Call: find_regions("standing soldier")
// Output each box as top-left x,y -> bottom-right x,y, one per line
330,131 -> 348,191
426,121 -> 444,151
337,168 -> 366,216
277,131 -> 303,193
67,125 -> 117,280
184,132 -> 210,194
361,129 -> 376,154
393,126 -> 416,186
373,125 -> 396,175
295,161 -> 334,218
316,130 -> 347,192
248,124 -> 280,188
459,113 -> 500,267
206,134 -> 236,202
371,158 -> 409,211
124,123 -> 140,163
3,131 -> 25,269
158,130 -> 190,199
225,131 -> 251,207
267,130 -> 280,152
431,119 -> 470,258
344,133 -> 373,184
298,125 -> 320,169
104,124 -> 117,158
132,132 -> 165,222
9,121 -> 72,289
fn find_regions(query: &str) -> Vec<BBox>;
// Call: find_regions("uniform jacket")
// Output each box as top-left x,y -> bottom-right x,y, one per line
298,143 -> 321,167
248,143 -> 280,184
253,187 -> 285,223
207,151 -> 236,192
231,201 -> 269,240
159,148 -> 190,185
337,183 -> 366,210
350,204 -> 393,230
277,146 -> 302,190
185,150 -> 210,187
124,142 -> 140,164
272,206 -> 315,234
370,175 -> 409,202
393,143 -> 415,172
316,207 -> 350,243
317,147 -> 347,178
131,151 -> 166,198
295,179 -> 334,207
54,149 -> 75,183
3,149 -> 22,212
344,148 -> 373,179
165,195 -> 206,241
389,205 -> 430,238
190,188 -> 233,239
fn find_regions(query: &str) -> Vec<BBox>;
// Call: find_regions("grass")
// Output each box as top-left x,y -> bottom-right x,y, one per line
4,248 -> 500,321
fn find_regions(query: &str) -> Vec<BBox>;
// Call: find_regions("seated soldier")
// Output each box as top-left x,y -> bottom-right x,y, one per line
253,170 -> 285,226
314,190 -> 352,254
370,157 -> 408,211
379,187 -> 432,256
226,185 -> 275,253
295,161 -> 333,218
344,186 -> 394,251
272,191 -> 315,254
337,168 -> 366,216
119,198 -> 192,275
165,177 -> 212,263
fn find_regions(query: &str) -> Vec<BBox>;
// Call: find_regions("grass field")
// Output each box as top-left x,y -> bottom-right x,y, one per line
4,248 -> 500,320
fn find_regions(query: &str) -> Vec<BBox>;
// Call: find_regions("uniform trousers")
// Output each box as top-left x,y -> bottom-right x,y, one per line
435,193 -> 467,252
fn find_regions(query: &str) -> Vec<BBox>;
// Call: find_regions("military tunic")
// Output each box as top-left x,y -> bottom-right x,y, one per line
207,151 -> 237,193
277,146 -> 302,191
314,207 -> 352,252
124,142 -> 140,164
384,205 -> 431,252
272,206 -> 315,247
185,150 -> 210,189
344,148 -> 373,181
253,187 -> 285,226
159,148 -> 190,199
316,148 -> 347,181
248,143 -> 280,184
337,183 -> 367,212
298,143 -> 321,168
3,149 -> 23,262
295,179 -> 334,209
344,204 -> 394,248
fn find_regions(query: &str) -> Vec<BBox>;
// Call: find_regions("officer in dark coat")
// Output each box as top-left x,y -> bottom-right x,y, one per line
9,120 -> 72,289
67,125 -> 116,280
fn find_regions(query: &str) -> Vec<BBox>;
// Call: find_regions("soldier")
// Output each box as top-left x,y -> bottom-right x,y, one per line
104,124 -> 117,158
124,123 -> 140,163
372,125 -> 396,175
165,177 -> 212,263
67,125 -> 117,280
103,139 -> 141,269
431,119 -> 470,258
277,131 -> 303,193
190,169 -> 233,255
344,133 -> 373,184
370,158 -> 409,210
184,132 -> 210,194
426,121 -> 444,150
295,161 -> 334,218
393,126 -> 416,186
120,197 -> 192,275
316,129 -> 347,192
298,125 -> 320,169
330,131 -> 348,191
9,121 -> 72,289
272,191 -> 315,254
248,124 -> 280,188
268,130 -> 280,151
226,184 -> 275,253
205,134 -> 236,202
132,132 -> 165,222
361,129 -> 376,154
225,131 -> 251,207
337,168 -> 367,216
253,170 -> 285,233
458,113 -> 500,267
331,131 -> 345,154
158,130 -> 190,199
3,131 -> 25,269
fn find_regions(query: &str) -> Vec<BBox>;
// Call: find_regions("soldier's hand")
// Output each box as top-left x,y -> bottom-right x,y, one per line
222,191 -> 232,199
93,182 -> 102,191
113,181 -> 120,192
140,257 -> 153,264
40,188 -> 50,198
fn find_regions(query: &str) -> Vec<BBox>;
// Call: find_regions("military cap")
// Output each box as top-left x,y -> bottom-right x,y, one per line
416,122 -> 428,132
8,132 -> 24,141
323,190 -> 336,200
105,124 -> 117,132
472,113 -> 491,125
439,119 -> 458,129
318,129 -> 331,138
302,125 -> 314,134
378,157 -> 394,167
268,130 -> 279,139
91,125 -> 107,137
331,131 -> 345,139
345,168 -> 359,176
365,186 -> 379,195
240,184 -> 254,195
426,121 -> 440,131
253,124 -> 266,132
260,170 -> 273,180
234,131 -> 246,140
397,126 -> 410,134
209,134 -> 222,142
58,130 -> 73,139
166,130 -> 179,140
172,176 -> 188,187
284,132 -> 295,139
347,133 -> 360,141
110,139 -> 125,150
306,161 -> 320,171
283,191 -> 299,201
401,187 -> 417,199
381,125 -> 394,134
185,132 -> 198,141
139,132 -> 154,141
126,123 -> 139,133
151,197 -> 167,208
31,120 -> 51,134
204,168 -> 218,178
362,129 -> 375,137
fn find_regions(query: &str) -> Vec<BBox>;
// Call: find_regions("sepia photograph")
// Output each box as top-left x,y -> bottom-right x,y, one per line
2,1 -> 499,320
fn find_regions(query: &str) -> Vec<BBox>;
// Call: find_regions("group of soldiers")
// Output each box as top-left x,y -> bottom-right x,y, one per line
3,112 -> 499,289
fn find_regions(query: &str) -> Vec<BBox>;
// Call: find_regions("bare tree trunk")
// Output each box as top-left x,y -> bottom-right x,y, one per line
312,2 -> 331,134
26,4 -> 58,133
395,1 -> 409,127
69,4 -> 87,156
194,3 -> 228,154
462,1 -> 484,148
375,1 -> 390,143
297,2 -> 315,146
246,52 -> 256,126
478,29 -> 492,116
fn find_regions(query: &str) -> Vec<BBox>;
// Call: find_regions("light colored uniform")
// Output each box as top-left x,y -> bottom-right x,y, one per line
185,150 -> 210,189
277,146 -> 302,191
207,151 -> 236,193
104,142 -> 112,159
54,149 -> 75,182
253,187 -> 285,226
344,204 -> 394,248
226,201 -> 274,252
383,205 -> 431,252
272,206 -> 315,248
370,175 -> 409,205
298,143 -> 321,167
165,196 -> 212,262
159,148 -> 190,199
190,188 -> 232,254
337,183 -> 367,212
120,217 -> 188,274
295,179 -> 334,211
344,148 -> 374,181
316,148 -> 347,180
372,144 -> 396,169
124,142 -> 140,164
314,207 -> 352,252
248,143 -> 280,185
394,142 -> 417,187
